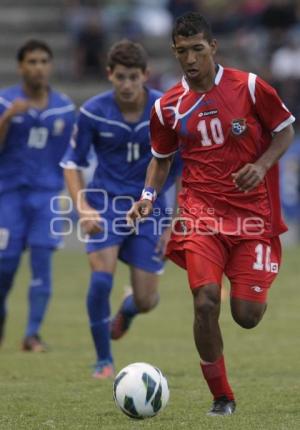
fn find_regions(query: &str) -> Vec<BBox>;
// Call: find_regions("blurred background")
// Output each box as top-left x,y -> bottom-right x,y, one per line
0,0 -> 299,243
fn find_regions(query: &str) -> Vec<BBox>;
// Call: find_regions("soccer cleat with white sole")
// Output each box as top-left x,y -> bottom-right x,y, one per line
207,396 -> 236,416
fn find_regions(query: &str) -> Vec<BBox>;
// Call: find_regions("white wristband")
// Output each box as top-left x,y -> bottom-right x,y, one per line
140,187 -> 157,202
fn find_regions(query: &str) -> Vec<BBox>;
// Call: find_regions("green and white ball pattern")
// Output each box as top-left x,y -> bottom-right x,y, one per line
113,362 -> 169,419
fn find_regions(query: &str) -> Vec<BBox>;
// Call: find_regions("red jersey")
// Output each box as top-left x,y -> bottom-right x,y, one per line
151,66 -> 295,238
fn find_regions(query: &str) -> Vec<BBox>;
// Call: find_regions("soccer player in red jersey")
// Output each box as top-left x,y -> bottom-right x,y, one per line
127,12 -> 295,416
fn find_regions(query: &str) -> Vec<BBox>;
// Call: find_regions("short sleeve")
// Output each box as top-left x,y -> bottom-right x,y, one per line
0,96 -> 11,117
57,108 -> 76,160
250,75 -> 295,133
60,108 -> 94,169
162,152 -> 183,192
62,107 -> 76,141
150,99 -> 178,158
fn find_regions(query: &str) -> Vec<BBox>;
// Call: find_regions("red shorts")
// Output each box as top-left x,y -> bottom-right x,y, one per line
166,231 -> 282,303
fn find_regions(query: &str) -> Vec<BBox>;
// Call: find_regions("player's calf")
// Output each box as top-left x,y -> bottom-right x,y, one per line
111,287 -> 159,340
0,315 -> 5,346
111,287 -> 135,340
134,291 -> 159,313
0,258 -> 20,346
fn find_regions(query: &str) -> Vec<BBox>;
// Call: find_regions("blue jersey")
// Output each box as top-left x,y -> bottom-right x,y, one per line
61,88 -> 180,199
0,84 -> 75,193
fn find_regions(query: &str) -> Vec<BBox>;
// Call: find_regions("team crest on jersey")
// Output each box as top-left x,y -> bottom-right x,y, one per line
53,119 -> 65,135
231,118 -> 247,136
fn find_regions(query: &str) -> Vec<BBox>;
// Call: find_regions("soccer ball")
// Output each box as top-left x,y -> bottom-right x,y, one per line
113,362 -> 169,419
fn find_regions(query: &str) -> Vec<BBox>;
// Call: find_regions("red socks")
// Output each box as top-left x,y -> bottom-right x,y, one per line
200,355 -> 234,400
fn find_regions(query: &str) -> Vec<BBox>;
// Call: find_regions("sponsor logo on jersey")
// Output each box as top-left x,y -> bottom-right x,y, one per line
199,109 -> 218,118
231,118 -> 247,135
251,285 -> 264,293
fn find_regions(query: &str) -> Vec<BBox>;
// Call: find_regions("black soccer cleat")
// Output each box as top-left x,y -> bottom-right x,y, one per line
22,334 -> 48,352
207,396 -> 236,416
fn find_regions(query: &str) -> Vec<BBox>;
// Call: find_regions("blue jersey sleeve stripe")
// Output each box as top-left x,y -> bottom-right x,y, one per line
40,104 -> 76,120
134,120 -> 150,132
80,107 -> 132,131
0,96 -> 12,108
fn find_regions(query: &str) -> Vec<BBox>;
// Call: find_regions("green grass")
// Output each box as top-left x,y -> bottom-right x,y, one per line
0,245 -> 299,430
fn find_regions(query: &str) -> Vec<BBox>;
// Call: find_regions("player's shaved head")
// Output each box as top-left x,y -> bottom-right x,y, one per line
107,39 -> 148,72
17,40 -> 53,62
172,12 -> 213,44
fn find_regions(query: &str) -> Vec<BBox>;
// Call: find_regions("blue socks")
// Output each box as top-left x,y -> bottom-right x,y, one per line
0,256 -> 20,320
25,247 -> 53,337
87,271 -> 113,363
0,249 -> 52,338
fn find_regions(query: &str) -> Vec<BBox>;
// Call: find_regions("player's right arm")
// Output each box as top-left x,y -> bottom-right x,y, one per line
60,108 -> 102,235
0,99 -> 32,147
127,155 -> 174,224
127,99 -> 178,225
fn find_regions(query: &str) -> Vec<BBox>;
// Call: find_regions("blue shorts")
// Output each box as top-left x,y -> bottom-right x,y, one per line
84,191 -> 169,274
0,188 -> 62,257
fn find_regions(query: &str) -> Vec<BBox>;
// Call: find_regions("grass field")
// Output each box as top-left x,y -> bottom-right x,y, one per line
0,245 -> 299,430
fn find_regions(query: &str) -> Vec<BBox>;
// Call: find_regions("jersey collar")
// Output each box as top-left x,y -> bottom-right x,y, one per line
182,64 -> 224,90
215,64 -> 224,85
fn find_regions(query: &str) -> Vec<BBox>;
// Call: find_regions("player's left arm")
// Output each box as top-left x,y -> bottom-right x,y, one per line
232,124 -> 295,192
233,76 -> 295,192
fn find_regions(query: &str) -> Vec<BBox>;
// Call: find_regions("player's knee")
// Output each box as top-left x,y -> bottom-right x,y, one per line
135,292 -> 159,313
87,272 -> 113,302
235,314 -> 261,329
193,284 -> 220,319
231,302 -> 266,329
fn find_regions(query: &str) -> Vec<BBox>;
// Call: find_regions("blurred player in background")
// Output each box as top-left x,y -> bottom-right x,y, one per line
127,12 -> 295,415
62,39 -> 180,379
0,40 -> 75,351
